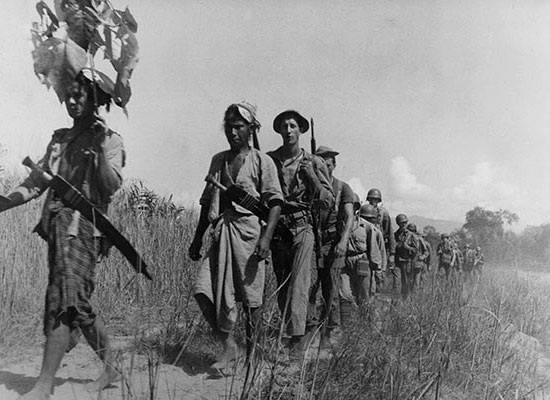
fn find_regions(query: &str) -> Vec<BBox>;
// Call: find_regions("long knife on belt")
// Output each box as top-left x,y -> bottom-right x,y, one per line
22,156 -> 152,280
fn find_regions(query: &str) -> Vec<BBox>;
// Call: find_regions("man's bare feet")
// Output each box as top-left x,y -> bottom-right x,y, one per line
85,366 -> 121,392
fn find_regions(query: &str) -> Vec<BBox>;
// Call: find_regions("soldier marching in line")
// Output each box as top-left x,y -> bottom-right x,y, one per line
437,233 -> 454,279
340,197 -> 386,311
473,246 -> 485,277
463,243 -> 476,280
366,188 -> 396,291
394,214 -> 419,299
189,102 -> 284,373
357,204 -> 388,299
407,223 -> 430,288
267,110 -> 334,363
307,145 -> 355,350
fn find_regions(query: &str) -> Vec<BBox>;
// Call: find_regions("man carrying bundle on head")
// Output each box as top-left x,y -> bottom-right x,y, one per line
0,70 -> 124,400
267,110 -> 334,363
306,145 -> 354,350
189,102 -> 283,373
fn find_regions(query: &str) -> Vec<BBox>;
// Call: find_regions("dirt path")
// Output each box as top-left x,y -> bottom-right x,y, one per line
0,337 -> 248,400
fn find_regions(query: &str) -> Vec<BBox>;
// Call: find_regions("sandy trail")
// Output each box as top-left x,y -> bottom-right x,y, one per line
0,337 -> 248,400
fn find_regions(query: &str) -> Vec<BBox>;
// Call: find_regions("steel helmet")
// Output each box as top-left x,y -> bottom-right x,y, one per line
407,223 -> 417,232
366,188 -> 382,202
359,204 -> 377,219
395,214 -> 408,225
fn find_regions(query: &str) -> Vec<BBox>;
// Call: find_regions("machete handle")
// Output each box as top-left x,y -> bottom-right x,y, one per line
22,156 -> 53,182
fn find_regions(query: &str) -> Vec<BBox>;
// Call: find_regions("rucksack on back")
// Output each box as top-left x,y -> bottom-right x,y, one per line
465,249 -> 475,264
348,216 -> 368,254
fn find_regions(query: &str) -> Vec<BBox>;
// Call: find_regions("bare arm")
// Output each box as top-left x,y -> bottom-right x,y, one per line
255,203 -> 282,259
0,187 -> 38,213
189,205 -> 211,261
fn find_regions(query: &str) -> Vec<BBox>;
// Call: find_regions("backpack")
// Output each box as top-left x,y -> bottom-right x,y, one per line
348,215 -> 368,254
395,228 -> 415,259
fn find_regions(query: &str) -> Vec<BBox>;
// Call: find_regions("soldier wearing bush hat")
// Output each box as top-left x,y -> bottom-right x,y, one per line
267,110 -> 334,361
308,144 -> 354,350
273,110 -> 309,133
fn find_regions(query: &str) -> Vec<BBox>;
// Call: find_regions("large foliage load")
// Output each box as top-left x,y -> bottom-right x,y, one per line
31,0 -> 139,113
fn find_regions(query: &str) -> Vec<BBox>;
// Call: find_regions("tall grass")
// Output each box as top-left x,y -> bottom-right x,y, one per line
1,177 -> 549,398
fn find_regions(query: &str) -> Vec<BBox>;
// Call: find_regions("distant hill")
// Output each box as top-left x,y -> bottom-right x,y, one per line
409,215 -> 463,234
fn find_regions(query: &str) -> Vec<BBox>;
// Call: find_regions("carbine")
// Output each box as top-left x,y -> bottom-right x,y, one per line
205,174 -> 291,241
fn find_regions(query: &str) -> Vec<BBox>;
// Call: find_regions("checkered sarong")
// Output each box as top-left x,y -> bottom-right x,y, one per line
44,207 -> 99,335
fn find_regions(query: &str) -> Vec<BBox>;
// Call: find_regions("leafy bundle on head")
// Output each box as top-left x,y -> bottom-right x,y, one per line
31,0 -> 139,114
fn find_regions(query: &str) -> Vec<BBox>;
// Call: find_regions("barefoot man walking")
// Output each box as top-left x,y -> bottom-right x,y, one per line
189,102 -> 283,372
0,71 -> 124,399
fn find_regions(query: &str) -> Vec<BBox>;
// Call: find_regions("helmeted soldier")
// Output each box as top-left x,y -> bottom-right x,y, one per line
359,204 -> 387,298
394,214 -> 419,299
366,188 -> 396,290
407,223 -> 430,288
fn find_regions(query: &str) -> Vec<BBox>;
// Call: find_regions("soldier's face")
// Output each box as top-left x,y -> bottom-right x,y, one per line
368,198 -> 380,206
224,118 -> 250,150
65,81 -> 93,120
398,222 -> 407,229
324,157 -> 336,175
279,118 -> 301,146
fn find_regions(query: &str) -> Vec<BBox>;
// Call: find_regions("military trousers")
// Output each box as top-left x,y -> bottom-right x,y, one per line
271,223 -> 314,337
307,246 -> 345,331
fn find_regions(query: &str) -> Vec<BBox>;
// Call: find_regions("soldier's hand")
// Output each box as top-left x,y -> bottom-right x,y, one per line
254,235 -> 271,260
335,239 -> 347,257
298,158 -> 315,179
189,239 -> 203,261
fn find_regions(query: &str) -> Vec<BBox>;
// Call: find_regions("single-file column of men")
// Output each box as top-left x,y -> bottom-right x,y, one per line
186,103 -> 487,374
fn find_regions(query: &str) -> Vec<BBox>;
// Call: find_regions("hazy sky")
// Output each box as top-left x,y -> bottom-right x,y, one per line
1,0 -> 550,229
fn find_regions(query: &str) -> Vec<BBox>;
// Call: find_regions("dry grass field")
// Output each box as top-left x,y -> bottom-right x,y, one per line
1,185 -> 550,399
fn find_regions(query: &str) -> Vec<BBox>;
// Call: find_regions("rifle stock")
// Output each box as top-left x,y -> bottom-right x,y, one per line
22,156 -> 152,280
